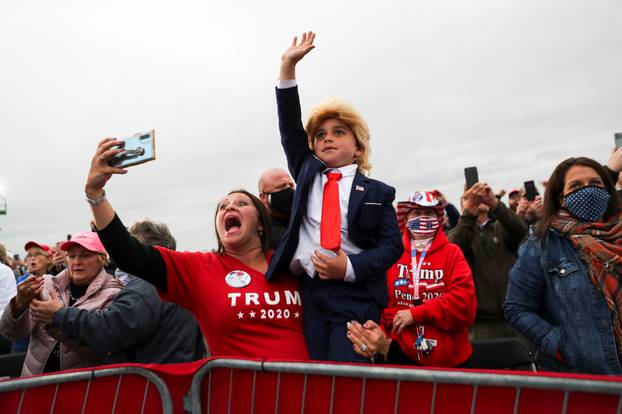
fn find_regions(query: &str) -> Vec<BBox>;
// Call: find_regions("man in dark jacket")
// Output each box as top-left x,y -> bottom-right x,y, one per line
51,219 -> 204,364
448,182 -> 527,340
258,168 -> 295,250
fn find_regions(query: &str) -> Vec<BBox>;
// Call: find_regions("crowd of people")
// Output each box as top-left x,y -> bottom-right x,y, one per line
2,31 -> 622,377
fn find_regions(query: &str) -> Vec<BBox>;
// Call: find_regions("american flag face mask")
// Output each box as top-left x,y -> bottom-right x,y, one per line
407,215 -> 440,235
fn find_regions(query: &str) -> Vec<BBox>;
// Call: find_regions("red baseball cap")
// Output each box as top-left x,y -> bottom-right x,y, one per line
24,241 -> 52,255
60,232 -> 106,254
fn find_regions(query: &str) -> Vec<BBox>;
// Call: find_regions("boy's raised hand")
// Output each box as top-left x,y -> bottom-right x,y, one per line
280,31 -> 316,80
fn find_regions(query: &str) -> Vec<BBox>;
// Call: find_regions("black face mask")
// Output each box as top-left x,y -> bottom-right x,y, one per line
268,187 -> 295,216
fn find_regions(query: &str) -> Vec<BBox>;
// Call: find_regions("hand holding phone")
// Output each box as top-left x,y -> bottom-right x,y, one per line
108,130 -> 156,168
14,275 -> 45,313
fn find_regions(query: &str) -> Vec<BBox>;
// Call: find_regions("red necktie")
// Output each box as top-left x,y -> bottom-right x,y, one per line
321,171 -> 343,251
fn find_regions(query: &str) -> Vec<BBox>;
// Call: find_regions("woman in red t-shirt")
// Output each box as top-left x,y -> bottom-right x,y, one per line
347,191 -> 476,366
82,138 -> 309,360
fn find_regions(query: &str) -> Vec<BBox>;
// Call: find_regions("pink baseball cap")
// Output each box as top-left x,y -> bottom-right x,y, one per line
24,241 -> 52,255
60,232 -> 106,254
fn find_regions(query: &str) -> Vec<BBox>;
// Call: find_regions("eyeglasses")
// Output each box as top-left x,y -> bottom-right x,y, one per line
67,253 -> 99,261
25,253 -> 47,259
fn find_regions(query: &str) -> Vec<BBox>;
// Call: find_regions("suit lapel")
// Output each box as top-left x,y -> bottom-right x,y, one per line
291,154 -> 326,227
348,172 -> 368,227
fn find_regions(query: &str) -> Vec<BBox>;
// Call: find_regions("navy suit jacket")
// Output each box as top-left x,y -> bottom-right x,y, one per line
265,86 -> 403,307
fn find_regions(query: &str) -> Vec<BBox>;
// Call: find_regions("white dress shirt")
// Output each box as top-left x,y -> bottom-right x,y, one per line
289,164 -> 362,282
0,263 -> 17,313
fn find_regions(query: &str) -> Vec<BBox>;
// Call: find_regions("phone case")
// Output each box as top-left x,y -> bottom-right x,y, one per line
524,181 -> 538,201
464,167 -> 479,190
109,130 -> 156,168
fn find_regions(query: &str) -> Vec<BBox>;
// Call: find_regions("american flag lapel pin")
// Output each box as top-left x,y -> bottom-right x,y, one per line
356,185 -> 365,192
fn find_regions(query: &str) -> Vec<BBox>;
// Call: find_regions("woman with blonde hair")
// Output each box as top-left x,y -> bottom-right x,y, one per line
0,232 -> 123,376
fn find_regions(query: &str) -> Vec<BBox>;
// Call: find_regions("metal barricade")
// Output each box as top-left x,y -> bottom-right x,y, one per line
0,366 -> 173,414
188,359 -> 622,414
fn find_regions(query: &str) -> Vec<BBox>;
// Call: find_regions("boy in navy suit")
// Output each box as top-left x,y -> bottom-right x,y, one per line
266,32 -> 403,362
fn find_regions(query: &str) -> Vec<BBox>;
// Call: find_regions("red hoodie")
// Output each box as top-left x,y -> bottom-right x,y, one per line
382,229 -> 476,367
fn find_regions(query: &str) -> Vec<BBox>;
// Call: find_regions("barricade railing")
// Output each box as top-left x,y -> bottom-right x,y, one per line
188,359 -> 622,414
0,365 -> 173,414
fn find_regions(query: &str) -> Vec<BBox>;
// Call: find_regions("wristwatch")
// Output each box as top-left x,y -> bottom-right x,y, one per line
85,190 -> 107,206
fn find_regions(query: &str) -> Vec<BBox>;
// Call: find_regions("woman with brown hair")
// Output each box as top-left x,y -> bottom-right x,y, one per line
504,157 -> 622,374
82,138 -> 309,359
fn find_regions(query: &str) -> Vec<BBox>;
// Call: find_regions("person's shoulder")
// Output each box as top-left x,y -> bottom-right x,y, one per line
46,272 -> 62,284
123,276 -> 156,292
517,232 -> 548,258
362,175 -> 393,190
443,239 -> 463,255
0,263 -> 14,277
441,239 -> 469,263
118,277 -> 161,304
156,246 -> 219,264
360,175 -> 396,200
101,273 -> 125,291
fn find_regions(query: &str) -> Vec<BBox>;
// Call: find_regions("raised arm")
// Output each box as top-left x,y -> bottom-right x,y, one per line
483,188 -> 527,250
447,184 -> 483,254
85,138 -> 127,229
84,138 -> 168,291
276,32 -> 317,180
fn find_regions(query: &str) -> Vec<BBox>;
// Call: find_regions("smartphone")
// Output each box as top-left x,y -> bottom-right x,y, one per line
615,132 -> 622,149
464,167 -> 479,190
109,130 -> 156,168
524,180 -> 539,202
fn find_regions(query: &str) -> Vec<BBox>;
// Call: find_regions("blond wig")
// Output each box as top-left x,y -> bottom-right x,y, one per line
305,98 -> 372,175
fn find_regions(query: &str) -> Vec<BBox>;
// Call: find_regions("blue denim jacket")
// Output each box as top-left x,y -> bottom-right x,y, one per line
504,229 -> 622,375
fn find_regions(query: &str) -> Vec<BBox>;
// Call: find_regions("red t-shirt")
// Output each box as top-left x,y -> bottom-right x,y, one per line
155,247 -> 309,360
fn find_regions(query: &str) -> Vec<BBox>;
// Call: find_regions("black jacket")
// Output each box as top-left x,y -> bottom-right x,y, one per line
52,275 -> 204,364
448,202 -> 527,320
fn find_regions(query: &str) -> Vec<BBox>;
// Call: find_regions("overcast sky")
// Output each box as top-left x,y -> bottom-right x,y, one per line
1,1 -> 621,254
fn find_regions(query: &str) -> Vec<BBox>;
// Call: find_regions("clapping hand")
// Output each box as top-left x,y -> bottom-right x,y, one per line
30,290 -> 64,325
13,275 -> 45,316
347,320 -> 391,360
